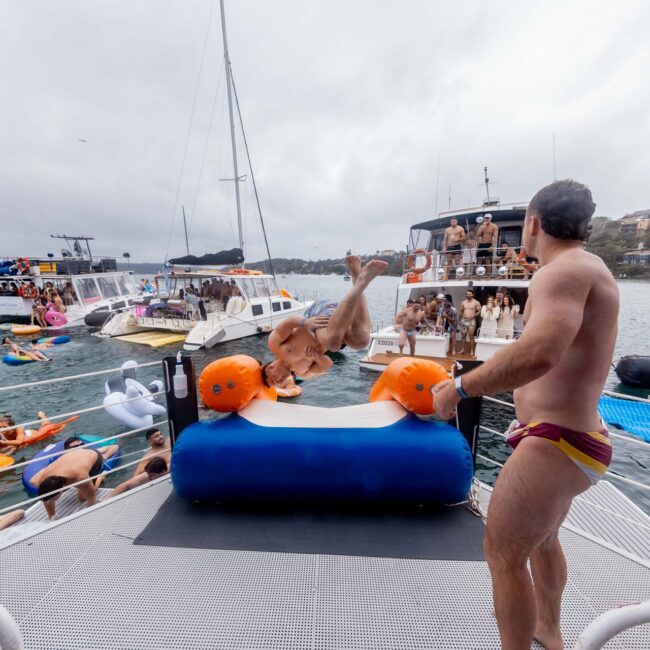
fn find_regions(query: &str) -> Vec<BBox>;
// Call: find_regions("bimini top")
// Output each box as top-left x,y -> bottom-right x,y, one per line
168,248 -> 244,266
411,201 -> 528,232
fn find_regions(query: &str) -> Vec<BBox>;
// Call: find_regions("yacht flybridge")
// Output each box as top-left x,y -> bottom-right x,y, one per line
361,195 -> 533,372
0,234 -> 138,329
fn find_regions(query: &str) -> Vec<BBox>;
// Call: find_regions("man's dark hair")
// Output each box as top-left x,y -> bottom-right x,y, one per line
406,299 -> 415,304
63,436 -> 83,450
528,179 -> 595,241
39,475 -> 66,500
260,362 -> 272,387
145,428 -> 160,441
144,456 -> 168,475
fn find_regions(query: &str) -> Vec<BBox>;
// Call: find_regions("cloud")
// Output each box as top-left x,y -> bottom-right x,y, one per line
1,0 -> 648,262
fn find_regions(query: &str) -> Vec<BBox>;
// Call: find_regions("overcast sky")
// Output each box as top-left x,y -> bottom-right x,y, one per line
1,0 -> 648,263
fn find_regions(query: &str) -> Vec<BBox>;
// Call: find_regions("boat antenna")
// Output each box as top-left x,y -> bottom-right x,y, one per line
448,184 -> 452,210
231,75 -> 276,279
181,205 -> 190,256
219,0 -> 244,255
477,166 -> 498,203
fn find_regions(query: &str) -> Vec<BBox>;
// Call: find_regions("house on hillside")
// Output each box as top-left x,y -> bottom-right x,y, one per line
619,210 -> 650,240
617,247 -> 650,265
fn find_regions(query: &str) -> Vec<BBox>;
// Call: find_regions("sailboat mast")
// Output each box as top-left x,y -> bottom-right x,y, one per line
219,0 -> 244,253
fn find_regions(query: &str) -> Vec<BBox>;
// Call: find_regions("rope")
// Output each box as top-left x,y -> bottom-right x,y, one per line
0,420 -> 168,474
602,389 -> 650,404
0,449 -> 170,517
0,361 -> 160,394
0,391 -> 165,436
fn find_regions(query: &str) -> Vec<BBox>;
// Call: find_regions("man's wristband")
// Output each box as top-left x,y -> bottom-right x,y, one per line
454,375 -> 469,400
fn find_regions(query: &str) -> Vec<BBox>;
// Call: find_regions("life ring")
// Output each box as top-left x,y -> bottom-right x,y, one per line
276,385 -> 302,398
280,289 -> 294,299
406,249 -> 432,274
10,325 -> 41,336
18,284 -> 38,299
44,310 -> 68,327
16,257 -> 31,274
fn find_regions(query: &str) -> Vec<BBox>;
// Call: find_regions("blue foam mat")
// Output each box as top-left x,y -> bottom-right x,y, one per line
598,395 -> 650,442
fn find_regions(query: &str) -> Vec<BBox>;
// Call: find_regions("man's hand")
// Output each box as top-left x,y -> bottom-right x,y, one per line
304,316 -> 329,333
431,380 -> 461,420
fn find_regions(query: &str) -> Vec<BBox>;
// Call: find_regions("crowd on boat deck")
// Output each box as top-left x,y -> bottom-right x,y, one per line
430,214 -> 539,280
1,280 -> 74,328
394,287 -> 521,357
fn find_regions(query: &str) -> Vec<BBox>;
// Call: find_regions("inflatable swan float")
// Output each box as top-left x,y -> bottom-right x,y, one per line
103,360 -> 166,429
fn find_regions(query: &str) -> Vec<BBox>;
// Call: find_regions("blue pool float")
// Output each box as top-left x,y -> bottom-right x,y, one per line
22,440 -> 122,497
37,336 -> 71,345
2,355 -> 35,365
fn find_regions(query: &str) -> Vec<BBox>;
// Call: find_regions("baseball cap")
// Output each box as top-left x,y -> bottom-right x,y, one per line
436,293 -> 445,299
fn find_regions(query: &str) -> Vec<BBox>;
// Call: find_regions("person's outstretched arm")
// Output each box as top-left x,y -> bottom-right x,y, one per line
268,317 -> 303,354
299,355 -> 333,379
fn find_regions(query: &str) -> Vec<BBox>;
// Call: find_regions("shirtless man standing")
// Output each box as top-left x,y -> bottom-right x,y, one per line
394,303 -> 422,356
262,257 -> 387,386
32,447 -> 107,519
458,289 -> 482,355
442,218 -> 466,279
476,214 -> 498,271
432,179 -> 617,649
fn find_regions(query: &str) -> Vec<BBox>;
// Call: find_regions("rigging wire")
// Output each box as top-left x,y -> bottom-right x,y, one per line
231,74 -> 275,278
164,0 -> 216,263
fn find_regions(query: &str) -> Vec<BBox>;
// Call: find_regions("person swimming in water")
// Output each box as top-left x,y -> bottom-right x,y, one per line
0,411 -> 50,455
2,337 -> 49,361
261,256 -> 387,386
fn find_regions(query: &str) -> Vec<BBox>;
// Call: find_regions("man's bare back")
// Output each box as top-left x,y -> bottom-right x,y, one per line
514,249 -> 618,431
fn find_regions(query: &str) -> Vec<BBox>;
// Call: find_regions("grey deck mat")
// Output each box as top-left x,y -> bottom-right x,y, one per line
134,492 -> 485,561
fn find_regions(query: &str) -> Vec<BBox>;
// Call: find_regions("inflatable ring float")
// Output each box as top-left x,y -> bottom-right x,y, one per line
0,454 -> 15,469
2,355 -> 36,366
20,416 -> 81,447
11,325 -> 41,336
44,310 -> 68,327
276,385 -> 302,398
37,336 -> 71,345
406,248 -> 432,274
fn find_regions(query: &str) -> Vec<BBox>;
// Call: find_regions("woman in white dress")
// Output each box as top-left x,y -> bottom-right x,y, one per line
496,294 -> 520,339
480,296 -> 500,338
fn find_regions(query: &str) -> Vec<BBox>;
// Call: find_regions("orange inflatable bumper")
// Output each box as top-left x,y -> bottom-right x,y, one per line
369,357 -> 448,415
199,355 -> 277,412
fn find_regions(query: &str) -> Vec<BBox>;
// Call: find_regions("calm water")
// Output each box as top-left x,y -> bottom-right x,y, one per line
1,276 -> 648,514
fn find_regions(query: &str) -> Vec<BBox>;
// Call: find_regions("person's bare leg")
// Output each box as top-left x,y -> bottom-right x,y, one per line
343,255 -> 372,348
408,333 -> 416,356
484,437 -> 590,650
469,328 -> 476,356
316,259 -> 386,351
0,509 -> 25,531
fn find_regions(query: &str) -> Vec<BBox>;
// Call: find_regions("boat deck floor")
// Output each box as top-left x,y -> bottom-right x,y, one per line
1,478 -> 648,649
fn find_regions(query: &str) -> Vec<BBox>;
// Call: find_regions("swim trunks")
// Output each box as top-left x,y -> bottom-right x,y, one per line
304,299 -> 338,319
446,244 -> 462,253
506,420 -> 612,485
89,449 -> 105,478
460,318 -> 476,332
403,328 -> 415,336
476,242 -> 493,259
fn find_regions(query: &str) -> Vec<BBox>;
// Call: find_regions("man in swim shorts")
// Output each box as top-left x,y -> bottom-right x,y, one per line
131,428 -> 171,477
394,303 -> 422,356
262,256 -> 387,385
31,447 -> 107,519
459,289 -> 481,355
442,218 -> 466,279
476,213 -> 498,269
431,179 -> 618,650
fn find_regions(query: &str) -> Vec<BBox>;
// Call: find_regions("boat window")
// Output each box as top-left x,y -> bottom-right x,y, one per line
251,304 -> 264,316
498,226 -> 522,250
409,228 -> 432,252
253,278 -> 270,297
97,276 -> 120,299
282,301 -> 291,309
116,274 -> 136,296
74,277 -> 101,304
272,301 -> 281,312
428,232 -> 445,253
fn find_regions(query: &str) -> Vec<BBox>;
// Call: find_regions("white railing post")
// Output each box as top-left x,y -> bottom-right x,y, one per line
573,600 -> 650,649
0,605 -> 23,650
